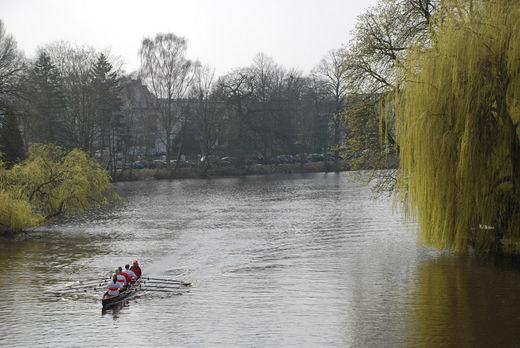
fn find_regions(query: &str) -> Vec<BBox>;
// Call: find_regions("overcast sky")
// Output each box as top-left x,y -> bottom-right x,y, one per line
1,0 -> 377,76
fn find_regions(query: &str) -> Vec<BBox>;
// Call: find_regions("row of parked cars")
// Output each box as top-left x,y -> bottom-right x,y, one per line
130,159 -> 198,169
268,153 -> 344,164
131,153 -> 344,169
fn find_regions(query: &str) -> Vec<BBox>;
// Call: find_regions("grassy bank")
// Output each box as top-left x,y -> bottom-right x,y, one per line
113,161 -> 348,181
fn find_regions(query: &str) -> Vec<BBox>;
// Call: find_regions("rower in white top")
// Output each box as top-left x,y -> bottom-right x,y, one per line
115,268 -> 127,289
106,274 -> 123,296
122,264 -> 137,282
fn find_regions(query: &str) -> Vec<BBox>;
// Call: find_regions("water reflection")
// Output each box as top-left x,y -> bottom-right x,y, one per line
101,298 -> 138,319
0,236 -> 105,289
402,254 -> 520,347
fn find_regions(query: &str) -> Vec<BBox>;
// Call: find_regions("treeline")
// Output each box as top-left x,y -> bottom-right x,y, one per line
0,35 -> 128,172
0,24 -> 356,178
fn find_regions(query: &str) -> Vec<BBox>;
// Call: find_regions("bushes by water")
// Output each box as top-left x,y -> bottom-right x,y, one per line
0,144 -> 117,235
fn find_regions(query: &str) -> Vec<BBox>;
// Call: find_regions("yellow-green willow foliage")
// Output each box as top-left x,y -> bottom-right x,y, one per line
343,94 -> 399,194
344,95 -> 386,170
396,0 -> 520,253
0,144 -> 116,234
0,190 -> 42,233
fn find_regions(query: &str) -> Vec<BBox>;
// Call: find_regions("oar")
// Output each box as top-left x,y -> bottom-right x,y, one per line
65,283 -> 105,289
142,277 -> 186,283
141,285 -> 186,290
141,289 -> 182,293
143,281 -> 191,287
64,279 -> 110,288
78,277 -> 110,283
142,278 -> 191,286
64,280 -> 101,286
54,289 -> 90,294
57,286 -> 106,293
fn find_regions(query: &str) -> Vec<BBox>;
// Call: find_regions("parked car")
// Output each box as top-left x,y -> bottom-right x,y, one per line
306,153 -> 325,162
220,156 -> 238,165
275,154 -> 296,164
200,155 -> 220,165
181,159 -> 197,168
346,152 -> 362,160
132,160 -> 149,169
152,159 -> 167,168
325,153 -> 343,161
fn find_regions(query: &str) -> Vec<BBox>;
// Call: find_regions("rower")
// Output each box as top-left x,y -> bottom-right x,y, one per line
115,268 -> 127,289
123,264 -> 137,282
119,266 -> 132,285
106,274 -> 122,296
130,260 -> 142,278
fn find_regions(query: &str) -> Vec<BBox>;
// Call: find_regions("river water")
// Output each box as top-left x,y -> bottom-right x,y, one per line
1,172 -> 520,347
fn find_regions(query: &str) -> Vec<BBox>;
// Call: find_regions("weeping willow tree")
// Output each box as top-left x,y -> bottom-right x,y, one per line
343,93 -> 399,193
0,144 -> 117,235
396,0 -> 520,253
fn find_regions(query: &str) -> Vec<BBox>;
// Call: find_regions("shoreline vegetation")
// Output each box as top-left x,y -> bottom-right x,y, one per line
0,144 -> 116,237
114,161 -> 349,181
0,143 -> 398,237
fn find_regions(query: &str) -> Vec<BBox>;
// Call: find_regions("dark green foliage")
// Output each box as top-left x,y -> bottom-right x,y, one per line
90,53 -> 122,175
90,53 -> 121,120
0,103 -> 25,166
25,52 -> 68,146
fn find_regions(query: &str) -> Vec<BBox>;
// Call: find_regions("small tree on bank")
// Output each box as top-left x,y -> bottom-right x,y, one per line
0,144 -> 116,234
396,0 -> 520,253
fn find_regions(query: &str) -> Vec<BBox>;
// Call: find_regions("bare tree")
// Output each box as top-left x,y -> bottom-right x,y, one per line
0,20 -> 24,102
250,53 -> 288,160
312,49 -> 349,164
284,70 -> 307,161
344,0 -> 438,93
189,65 -> 223,172
139,33 -> 195,167
41,42 -> 98,151
219,68 -> 254,165
0,20 -> 26,158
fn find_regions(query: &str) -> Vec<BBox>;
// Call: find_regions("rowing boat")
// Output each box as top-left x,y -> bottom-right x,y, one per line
102,278 -> 142,308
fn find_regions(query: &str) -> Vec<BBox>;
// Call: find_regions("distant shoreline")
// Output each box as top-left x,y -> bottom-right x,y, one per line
112,161 -> 349,182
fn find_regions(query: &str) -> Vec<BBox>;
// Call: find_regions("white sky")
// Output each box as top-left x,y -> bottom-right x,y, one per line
1,0 -> 377,76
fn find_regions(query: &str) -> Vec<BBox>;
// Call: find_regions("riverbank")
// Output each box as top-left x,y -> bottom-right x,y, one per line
113,161 -> 348,181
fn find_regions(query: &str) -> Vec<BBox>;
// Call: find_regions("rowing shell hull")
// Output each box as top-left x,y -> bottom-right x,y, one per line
102,279 -> 141,308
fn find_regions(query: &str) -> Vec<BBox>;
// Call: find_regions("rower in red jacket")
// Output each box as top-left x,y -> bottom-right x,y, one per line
130,260 -> 142,278
119,266 -> 132,284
